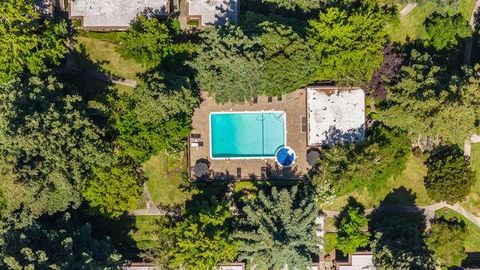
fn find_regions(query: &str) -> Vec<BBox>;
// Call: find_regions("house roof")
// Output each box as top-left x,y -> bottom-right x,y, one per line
187,0 -> 238,26
69,0 -> 167,29
337,253 -> 375,270
307,87 -> 365,146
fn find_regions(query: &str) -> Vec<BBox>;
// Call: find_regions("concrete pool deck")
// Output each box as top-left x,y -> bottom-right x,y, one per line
189,90 -> 309,180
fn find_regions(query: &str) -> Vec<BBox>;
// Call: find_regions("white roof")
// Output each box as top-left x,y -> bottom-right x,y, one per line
70,0 -> 167,28
219,264 -> 244,270
307,87 -> 365,146
338,254 -> 375,270
187,0 -> 237,26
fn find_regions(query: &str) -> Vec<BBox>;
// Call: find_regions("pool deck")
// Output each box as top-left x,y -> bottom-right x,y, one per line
189,90 -> 309,180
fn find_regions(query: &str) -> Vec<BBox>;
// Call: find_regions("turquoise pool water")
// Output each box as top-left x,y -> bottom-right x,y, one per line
210,112 -> 286,158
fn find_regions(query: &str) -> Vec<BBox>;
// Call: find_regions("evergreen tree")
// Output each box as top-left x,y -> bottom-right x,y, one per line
427,217 -> 467,268
424,12 -> 471,50
424,144 -> 475,203
235,186 -> 319,269
261,0 -> 321,11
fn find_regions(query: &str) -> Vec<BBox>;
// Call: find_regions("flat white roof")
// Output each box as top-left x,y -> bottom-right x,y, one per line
187,0 -> 237,26
338,254 -> 375,270
70,0 -> 167,28
307,87 -> 365,146
218,264 -> 244,270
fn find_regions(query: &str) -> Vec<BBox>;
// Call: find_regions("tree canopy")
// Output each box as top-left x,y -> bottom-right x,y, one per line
307,0 -> 387,85
427,217 -> 467,267
235,186 -> 319,269
0,213 -> 122,269
424,12 -> 471,51
335,199 -> 370,256
261,0 -> 321,11
0,0 -> 68,83
424,144 -> 476,203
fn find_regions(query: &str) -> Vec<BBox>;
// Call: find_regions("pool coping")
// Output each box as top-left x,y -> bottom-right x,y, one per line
209,110 -> 288,160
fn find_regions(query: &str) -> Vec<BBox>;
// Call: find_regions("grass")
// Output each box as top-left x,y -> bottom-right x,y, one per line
75,34 -> 146,80
129,216 -> 163,251
143,151 -> 191,207
386,0 -> 477,43
325,154 -> 434,211
435,207 -> 480,253
462,143 -> 480,216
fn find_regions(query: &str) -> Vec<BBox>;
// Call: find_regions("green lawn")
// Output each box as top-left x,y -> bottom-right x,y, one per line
325,154 -> 434,211
435,207 -> 480,253
129,216 -> 164,251
462,144 -> 480,216
75,34 -> 146,80
143,151 -> 191,207
386,0 -> 477,43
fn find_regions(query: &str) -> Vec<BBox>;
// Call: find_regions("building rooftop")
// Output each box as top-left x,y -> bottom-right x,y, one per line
336,253 -> 375,270
187,0 -> 237,26
307,87 -> 365,146
69,0 -> 168,30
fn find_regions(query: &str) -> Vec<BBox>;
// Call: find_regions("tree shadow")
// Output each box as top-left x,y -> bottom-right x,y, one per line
334,196 -> 366,230
265,162 -> 305,180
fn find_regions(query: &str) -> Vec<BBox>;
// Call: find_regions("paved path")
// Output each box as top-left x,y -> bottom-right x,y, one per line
464,1 -> 480,64
130,183 -> 168,216
324,202 -> 480,229
464,134 -> 480,157
400,3 -> 417,17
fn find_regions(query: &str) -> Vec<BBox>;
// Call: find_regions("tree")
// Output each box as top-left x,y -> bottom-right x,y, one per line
117,15 -> 188,67
424,12 -> 471,51
235,186 -> 319,269
0,213 -> 122,269
169,198 -> 237,270
243,12 -> 317,97
424,144 -> 475,203
427,217 -> 467,267
307,0 -> 387,85
261,0 -> 321,11
190,24 -> 265,103
335,198 -> 370,255
0,0 -> 68,83
371,215 -> 435,270
312,124 -> 410,197
379,52 -> 480,146
84,160 -> 142,218
0,76 -> 111,223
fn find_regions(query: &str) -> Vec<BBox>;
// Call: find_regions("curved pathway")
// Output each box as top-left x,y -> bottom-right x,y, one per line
400,3 -> 417,18
324,202 -> 480,229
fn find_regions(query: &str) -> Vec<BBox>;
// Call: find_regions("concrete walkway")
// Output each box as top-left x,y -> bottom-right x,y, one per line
400,3 -> 417,18
464,1 -> 480,64
324,202 -> 480,229
130,183 -> 168,216
465,134 -> 480,157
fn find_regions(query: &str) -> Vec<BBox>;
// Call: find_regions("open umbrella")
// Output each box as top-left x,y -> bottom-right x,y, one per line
194,161 -> 210,178
307,148 -> 321,166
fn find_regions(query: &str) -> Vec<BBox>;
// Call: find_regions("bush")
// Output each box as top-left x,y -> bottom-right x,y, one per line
324,233 -> 338,253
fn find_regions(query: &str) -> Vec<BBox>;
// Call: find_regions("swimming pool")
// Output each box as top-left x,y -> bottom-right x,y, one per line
210,112 -> 286,159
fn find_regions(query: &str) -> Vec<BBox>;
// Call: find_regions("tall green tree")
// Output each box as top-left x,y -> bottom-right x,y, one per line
335,199 -> 370,255
191,24 -> 265,103
0,0 -> 68,83
260,0 -> 321,11
0,213 -> 122,269
84,160 -> 142,218
0,76 -> 110,223
379,52 -> 480,145
235,186 -> 319,269
169,198 -> 237,270
118,15 -> 188,67
424,12 -> 471,51
424,144 -> 475,203
427,217 -> 467,268
308,0 -> 387,85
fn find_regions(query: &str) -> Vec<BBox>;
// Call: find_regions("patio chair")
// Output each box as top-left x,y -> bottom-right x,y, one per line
236,167 -> 241,179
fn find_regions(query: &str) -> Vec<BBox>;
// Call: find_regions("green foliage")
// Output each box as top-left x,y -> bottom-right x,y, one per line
424,144 -> 476,203
235,186 -> 319,269
379,52 -> 480,145
371,215 -> 435,270
191,24 -> 264,103
261,0 -> 321,11
335,199 -> 370,255
0,213 -> 122,269
324,233 -> 338,254
307,0 -> 387,85
243,12 -> 317,97
427,217 -> 467,267
0,0 -> 68,83
117,15 -> 188,67
424,12 -> 471,50
84,161 -> 142,217
0,77 -> 110,222
169,198 -> 237,270
313,124 -> 410,196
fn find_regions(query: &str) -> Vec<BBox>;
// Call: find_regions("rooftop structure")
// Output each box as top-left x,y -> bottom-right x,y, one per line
307,87 -> 365,146
218,263 -> 245,270
336,253 -> 375,270
186,0 -> 238,27
69,0 -> 168,30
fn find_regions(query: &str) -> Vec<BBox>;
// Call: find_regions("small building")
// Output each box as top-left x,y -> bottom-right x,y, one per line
336,252 -> 375,270
186,0 -> 238,27
218,263 -> 245,270
69,0 -> 169,31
